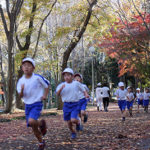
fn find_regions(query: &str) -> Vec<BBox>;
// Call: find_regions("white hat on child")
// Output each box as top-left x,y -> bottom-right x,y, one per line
22,57 -> 35,67
62,68 -> 74,75
118,82 -> 124,87
136,88 -> 140,91
74,73 -> 83,79
97,83 -> 101,86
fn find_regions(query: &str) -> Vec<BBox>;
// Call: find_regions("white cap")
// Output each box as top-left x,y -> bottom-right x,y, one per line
127,86 -> 131,89
62,68 -> 74,75
22,57 -> 35,67
97,83 -> 101,86
118,82 -> 124,87
136,88 -> 140,91
74,73 -> 83,79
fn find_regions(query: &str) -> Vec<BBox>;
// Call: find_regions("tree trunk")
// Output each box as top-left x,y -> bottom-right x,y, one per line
58,0 -> 97,110
5,39 -> 14,113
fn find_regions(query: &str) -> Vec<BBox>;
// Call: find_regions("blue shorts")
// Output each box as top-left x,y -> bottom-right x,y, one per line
143,99 -> 149,106
138,99 -> 143,105
63,102 -> 79,121
78,98 -> 87,112
25,101 -> 43,127
118,100 -> 126,111
127,101 -> 133,109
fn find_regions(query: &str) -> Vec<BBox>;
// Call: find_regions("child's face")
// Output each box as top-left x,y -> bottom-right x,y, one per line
22,62 -> 34,76
64,73 -> 73,83
128,88 -> 131,92
74,76 -> 82,82
120,86 -> 124,90
146,89 -> 149,93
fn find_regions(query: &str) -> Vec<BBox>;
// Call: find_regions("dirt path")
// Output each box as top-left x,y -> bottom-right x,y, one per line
0,103 -> 150,150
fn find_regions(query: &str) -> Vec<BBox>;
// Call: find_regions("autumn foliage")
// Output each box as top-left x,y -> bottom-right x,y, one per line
100,13 -> 150,79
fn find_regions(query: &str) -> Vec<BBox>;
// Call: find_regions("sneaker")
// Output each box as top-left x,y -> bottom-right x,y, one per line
83,114 -> 88,123
38,140 -> 45,150
39,119 -> 47,136
97,107 -> 99,111
71,132 -> 76,139
122,117 -> 125,122
76,123 -> 82,131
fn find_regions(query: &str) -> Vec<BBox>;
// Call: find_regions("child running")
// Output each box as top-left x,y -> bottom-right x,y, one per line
56,68 -> 89,139
17,58 -> 49,150
126,86 -> 134,116
96,83 -> 103,111
135,88 -> 143,113
74,73 -> 89,125
143,88 -> 150,113
115,82 -> 127,121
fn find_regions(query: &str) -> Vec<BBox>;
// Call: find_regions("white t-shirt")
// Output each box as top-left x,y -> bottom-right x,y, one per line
56,81 -> 86,102
96,87 -> 102,99
126,92 -> 134,101
102,86 -> 110,98
115,89 -> 127,100
143,92 -> 150,100
136,92 -> 143,100
17,73 -> 50,104
78,83 -> 89,100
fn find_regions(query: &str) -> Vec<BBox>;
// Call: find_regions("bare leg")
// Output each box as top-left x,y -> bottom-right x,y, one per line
28,118 -> 43,143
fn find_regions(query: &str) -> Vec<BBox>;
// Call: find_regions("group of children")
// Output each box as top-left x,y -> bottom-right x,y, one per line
17,58 -> 90,150
16,57 -> 150,150
116,82 -> 150,121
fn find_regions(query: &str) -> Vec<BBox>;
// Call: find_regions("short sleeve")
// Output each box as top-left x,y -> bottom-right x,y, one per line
77,81 -> 85,92
17,79 -> 22,93
56,83 -> 64,93
37,75 -> 50,88
83,84 -> 89,92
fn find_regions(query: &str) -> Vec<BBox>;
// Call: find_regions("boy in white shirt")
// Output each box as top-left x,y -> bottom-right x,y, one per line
126,86 -> 134,116
96,83 -> 103,111
74,73 -> 89,125
17,58 -> 49,150
56,68 -> 89,139
101,83 -> 111,112
115,82 -> 127,121
135,88 -> 143,113
143,88 -> 150,113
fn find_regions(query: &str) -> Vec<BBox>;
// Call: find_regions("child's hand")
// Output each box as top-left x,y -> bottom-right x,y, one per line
85,93 -> 89,99
41,95 -> 47,100
21,84 -> 24,92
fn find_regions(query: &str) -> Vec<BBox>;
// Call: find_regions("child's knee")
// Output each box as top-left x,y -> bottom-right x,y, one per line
71,118 -> 77,123
28,118 -> 36,126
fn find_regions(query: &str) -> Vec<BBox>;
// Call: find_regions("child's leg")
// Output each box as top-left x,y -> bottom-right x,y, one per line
67,120 -> 76,133
28,118 -> 43,143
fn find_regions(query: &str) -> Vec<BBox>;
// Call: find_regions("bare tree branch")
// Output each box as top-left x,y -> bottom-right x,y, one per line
32,0 -> 57,58
5,0 -> 11,19
62,0 -> 97,71
0,5 -> 9,38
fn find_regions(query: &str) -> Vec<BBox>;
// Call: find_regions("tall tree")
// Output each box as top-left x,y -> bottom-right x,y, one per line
0,0 -> 24,112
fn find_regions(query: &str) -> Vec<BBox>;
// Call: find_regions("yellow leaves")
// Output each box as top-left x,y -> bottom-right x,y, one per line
55,26 -> 74,39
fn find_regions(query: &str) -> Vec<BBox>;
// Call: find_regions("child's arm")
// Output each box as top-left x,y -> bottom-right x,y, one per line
84,90 -> 89,99
56,84 -> 65,96
19,84 -> 24,98
41,86 -> 49,100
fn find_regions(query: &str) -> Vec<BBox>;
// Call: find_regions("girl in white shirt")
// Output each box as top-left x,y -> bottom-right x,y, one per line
96,83 -> 103,111
126,86 -> 134,116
